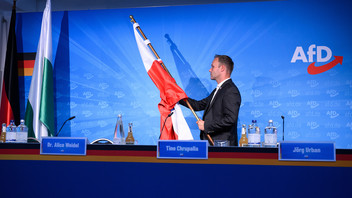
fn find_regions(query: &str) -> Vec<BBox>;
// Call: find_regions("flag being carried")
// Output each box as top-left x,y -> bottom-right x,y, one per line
25,0 -> 54,140
132,21 -> 193,140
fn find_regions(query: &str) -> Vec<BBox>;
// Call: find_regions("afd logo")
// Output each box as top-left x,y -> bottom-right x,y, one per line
82,110 -> 93,117
347,101 -> 352,109
288,110 -> 300,118
288,131 -> 300,139
307,121 -> 319,129
83,91 -> 93,99
251,110 -> 263,118
97,120 -> 108,127
307,100 -> 319,109
307,80 -> 319,88
327,111 -> 339,118
347,122 -> 352,130
269,100 -> 281,108
327,132 -> 340,140
291,44 -> 343,75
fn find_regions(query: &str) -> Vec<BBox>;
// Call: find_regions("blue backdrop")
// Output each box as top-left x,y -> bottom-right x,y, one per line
16,0 -> 352,148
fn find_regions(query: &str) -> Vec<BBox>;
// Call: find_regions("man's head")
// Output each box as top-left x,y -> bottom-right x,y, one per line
209,55 -> 234,83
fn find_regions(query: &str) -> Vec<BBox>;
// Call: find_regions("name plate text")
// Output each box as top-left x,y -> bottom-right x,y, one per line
41,137 -> 87,155
279,141 -> 335,161
157,140 -> 208,159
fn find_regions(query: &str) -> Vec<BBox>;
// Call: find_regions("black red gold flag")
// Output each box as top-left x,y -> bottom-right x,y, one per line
0,3 -> 20,126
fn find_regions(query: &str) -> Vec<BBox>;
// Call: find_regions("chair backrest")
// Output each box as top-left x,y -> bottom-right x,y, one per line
90,138 -> 113,144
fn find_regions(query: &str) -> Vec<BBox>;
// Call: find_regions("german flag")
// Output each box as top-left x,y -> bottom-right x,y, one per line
18,53 -> 35,77
0,3 -> 20,126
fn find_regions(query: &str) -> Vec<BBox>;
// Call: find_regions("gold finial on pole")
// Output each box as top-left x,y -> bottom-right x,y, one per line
130,15 -> 136,23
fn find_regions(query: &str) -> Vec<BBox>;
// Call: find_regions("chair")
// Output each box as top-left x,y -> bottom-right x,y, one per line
90,138 -> 113,144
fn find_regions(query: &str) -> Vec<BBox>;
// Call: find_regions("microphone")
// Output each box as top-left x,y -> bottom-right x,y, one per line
159,111 -> 174,139
281,115 -> 285,141
56,116 -> 76,137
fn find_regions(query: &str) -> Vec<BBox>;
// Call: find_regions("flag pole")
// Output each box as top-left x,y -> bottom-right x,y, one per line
130,15 -> 171,76
130,15 -> 214,146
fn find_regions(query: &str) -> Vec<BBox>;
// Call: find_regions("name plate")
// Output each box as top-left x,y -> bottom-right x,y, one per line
157,140 -> 208,159
279,141 -> 336,161
41,137 -> 87,155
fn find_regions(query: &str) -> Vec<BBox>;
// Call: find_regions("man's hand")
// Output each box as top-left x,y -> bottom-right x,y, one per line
196,119 -> 205,131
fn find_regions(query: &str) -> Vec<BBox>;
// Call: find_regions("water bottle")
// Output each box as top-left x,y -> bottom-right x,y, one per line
264,120 -> 277,147
16,119 -> 28,143
0,123 -> 6,143
113,114 -> 125,144
5,120 -> 17,143
248,120 -> 260,146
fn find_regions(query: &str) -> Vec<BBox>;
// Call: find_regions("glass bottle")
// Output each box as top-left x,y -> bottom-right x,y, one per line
6,120 -> 16,143
113,114 -> 125,144
264,120 -> 277,147
0,123 -> 6,143
248,120 -> 260,146
16,119 -> 28,143
239,124 -> 248,147
125,122 -> 135,145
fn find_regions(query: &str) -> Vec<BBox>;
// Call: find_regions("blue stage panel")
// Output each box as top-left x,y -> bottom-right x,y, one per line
1,160 -> 351,198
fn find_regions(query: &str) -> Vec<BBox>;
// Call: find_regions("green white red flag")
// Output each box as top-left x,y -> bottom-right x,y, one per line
25,0 -> 55,140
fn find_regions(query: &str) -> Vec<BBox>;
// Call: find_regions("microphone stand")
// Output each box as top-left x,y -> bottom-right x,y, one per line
159,112 -> 173,139
281,115 -> 285,141
56,116 -> 76,137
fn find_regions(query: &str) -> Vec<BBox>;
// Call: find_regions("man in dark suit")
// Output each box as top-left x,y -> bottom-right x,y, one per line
180,55 -> 241,146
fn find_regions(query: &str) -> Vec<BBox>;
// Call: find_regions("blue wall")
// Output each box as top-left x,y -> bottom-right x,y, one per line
16,0 -> 352,147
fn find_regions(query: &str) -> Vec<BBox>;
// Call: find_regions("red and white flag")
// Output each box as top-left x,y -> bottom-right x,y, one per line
133,22 -> 193,140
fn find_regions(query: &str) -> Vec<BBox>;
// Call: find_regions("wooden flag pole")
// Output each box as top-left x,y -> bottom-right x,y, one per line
130,15 -> 214,146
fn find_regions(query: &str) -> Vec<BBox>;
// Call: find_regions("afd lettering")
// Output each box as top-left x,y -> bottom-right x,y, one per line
288,131 -> 300,139
288,110 -> 300,118
251,110 -> 263,118
307,100 -> 319,109
291,45 -> 331,63
291,44 -> 343,75
307,122 -> 319,129
307,80 -> 319,88
327,111 -> 339,118
269,100 -> 281,108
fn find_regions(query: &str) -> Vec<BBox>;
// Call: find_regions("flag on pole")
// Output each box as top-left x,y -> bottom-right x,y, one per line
25,0 -> 54,140
0,3 -> 20,126
133,22 -> 193,140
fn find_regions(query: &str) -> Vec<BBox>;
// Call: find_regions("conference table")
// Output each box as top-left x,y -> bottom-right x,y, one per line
1,143 -> 351,197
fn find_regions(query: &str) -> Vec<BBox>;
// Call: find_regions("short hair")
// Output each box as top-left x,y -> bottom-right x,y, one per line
214,54 -> 234,74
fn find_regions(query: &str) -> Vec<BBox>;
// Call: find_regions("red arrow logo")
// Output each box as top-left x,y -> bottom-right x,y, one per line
307,56 -> 343,75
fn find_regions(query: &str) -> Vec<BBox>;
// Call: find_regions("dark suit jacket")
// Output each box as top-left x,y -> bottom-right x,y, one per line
180,79 -> 241,146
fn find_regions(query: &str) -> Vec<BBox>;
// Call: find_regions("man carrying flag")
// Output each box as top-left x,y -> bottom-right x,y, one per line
0,0 -> 20,126
25,0 -> 54,141
132,19 -> 193,140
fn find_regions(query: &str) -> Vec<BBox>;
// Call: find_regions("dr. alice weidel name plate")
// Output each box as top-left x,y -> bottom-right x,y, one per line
41,137 -> 88,155
157,140 -> 208,159
279,141 -> 336,161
